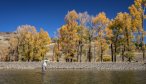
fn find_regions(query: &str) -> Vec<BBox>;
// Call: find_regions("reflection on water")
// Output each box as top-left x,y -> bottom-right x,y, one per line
0,69 -> 146,84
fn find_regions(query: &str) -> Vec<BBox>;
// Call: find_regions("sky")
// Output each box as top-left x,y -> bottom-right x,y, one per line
0,0 -> 145,38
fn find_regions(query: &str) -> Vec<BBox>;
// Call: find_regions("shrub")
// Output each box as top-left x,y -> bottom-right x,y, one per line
73,58 -> 77,62
96,57 -> 100,62
124,51 -> 135,62
103,55 -> 111,62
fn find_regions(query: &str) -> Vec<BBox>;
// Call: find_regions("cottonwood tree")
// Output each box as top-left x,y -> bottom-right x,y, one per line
77,12 -> 89,62
9,37 -> 18,61
106,12 -> 135,62
59,10 -> 79,62
92,12 -> 109,62
53,32 -> 61,62
105,20 -> 114,62
17,25 -> 37,61
129,0 -> 146,61
0,47 -> 9,61
34,28 -> 51,60
86,15 -> 94,62
117,13 -> 135,62
9,25 -> 51,61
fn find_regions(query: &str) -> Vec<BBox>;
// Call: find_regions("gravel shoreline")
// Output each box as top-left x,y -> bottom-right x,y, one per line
0,62 -> 145,70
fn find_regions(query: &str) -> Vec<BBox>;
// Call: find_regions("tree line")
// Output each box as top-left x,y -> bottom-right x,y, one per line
0,0 -> 146,62
53,0 -> 146,62
0,25 -> 51,61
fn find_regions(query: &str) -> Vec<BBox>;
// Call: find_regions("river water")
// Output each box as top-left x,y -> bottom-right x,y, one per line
0,69 -> 146,84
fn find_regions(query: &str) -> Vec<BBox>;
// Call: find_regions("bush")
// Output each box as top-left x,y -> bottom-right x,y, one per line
73,58 -> 77,62
96,57 -> 100,62
124,51 -> 135,61
103,55 -> 111,62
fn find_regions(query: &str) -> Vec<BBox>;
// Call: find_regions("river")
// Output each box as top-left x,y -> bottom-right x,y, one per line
0,69 -> 146,84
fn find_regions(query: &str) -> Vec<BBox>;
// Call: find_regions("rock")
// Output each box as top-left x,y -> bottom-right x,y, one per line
0,62 -> 145,70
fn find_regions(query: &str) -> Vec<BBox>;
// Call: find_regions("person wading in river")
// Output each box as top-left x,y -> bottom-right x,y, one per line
42,60 -> 48,72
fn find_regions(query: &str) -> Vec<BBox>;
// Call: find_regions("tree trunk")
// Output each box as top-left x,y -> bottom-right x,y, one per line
77,44 -> 80,62
142,11 -> 145,61
77,41 -> 82,62
93,44 -> 96,62
111,43 -> 114,62
114,35 -> 118,62
141,7 -> 146,61
88,36 -> 92,62
57,58 -> 59,62
88,46 -> 92,62
100,43 -> 103,62
53,46 -> 55,62
128,58 -> 131,62
15,46 -> 19,61
142,34 -> 145,61
114,44 -> 117,62
80,43 -> 83,62
122,45 -> 125,62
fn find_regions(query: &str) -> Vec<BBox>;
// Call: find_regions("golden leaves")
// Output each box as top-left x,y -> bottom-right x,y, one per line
59,10 -> 79,58
93,12 -> 109,38
11,25 -> 51,61
92,12 -> 110,54
117,12 -> 132,31
92,12 -> 109,25
39,28 -> 51,45
129,0 -> 145,32
65,10 -> 78,25
105,27 -> 113,38
134,0 -> 142,8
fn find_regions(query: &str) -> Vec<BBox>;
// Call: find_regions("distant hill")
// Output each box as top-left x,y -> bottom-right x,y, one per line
0,32 -> 16,47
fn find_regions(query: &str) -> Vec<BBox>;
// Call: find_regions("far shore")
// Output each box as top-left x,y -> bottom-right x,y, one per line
0,62 -> 146,70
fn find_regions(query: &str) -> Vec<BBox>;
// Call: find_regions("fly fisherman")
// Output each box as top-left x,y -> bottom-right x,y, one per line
42,60 -> 49,72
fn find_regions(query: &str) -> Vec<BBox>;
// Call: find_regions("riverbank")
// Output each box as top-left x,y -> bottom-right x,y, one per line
0,62 -> 145,70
